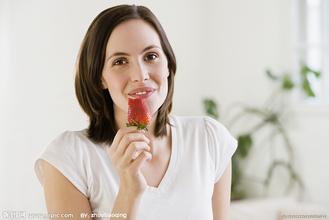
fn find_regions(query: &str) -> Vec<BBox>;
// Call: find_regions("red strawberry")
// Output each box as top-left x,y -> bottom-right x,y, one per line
126,97 -> 151,130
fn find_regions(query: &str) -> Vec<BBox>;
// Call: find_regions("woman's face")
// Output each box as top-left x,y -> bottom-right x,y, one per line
102,19 -> 169,119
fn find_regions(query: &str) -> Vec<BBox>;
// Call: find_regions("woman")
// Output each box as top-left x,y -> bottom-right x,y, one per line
34,4 -> 237,220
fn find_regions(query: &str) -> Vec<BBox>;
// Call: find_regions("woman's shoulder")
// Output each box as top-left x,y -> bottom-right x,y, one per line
50,128 -> 95,145
170,114 -> 225,129
45,128 -> 103,156
52,128 -> 87,141
170,115 -> 235,149
35,129 -> 95,197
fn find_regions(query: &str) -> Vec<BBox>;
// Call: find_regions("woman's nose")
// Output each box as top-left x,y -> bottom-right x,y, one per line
130,61 -> 150,82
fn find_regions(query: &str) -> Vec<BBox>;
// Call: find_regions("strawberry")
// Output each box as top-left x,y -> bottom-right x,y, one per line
126,97 -> 151,130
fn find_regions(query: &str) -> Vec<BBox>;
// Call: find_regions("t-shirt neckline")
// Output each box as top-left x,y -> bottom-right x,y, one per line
146,115 -> 178,194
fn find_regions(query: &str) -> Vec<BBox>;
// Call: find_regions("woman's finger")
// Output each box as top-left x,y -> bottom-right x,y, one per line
129,151 -> 152,172
116,132 -> 150,156
121,142 -> 151,165
109,127 -> 140,152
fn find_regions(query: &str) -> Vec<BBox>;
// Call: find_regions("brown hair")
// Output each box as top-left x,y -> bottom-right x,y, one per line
75,5 -> 176,144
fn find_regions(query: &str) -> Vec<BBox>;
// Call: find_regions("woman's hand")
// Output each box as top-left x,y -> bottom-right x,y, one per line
106,127 -> 152,197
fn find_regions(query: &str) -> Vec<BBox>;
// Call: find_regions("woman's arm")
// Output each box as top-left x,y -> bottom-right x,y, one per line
41,160 -> 93,219
212,161 -> 232,220
41,127 -> 151,220
42,159 -> 144,220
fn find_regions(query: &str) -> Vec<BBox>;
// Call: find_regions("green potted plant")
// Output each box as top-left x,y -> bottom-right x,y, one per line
203,64 -> 321,200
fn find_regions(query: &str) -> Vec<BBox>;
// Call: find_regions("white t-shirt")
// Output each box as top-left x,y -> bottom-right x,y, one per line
34,115 -> 237,220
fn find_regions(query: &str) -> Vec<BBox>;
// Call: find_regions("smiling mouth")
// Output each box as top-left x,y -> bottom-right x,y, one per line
128,90 -> 154,99
133,91 -> 148,95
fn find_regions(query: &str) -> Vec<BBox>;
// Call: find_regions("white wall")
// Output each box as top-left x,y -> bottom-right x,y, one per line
1,0 -> 328,213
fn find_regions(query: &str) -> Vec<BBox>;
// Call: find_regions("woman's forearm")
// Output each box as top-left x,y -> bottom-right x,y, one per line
110,190 -> 142,220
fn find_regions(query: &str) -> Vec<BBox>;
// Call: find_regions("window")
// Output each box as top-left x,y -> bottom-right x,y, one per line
293,0 -> 329,104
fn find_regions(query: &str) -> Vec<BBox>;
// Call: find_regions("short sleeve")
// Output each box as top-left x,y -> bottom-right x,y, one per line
204,116 -> 238,183
34,131 -> 89,197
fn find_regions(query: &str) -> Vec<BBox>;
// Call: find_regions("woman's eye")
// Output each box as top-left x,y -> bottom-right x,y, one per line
112,58 -> 127,66
144,53 -> 158,62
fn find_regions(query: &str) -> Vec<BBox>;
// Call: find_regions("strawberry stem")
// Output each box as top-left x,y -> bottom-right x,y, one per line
126,122 -> 148,131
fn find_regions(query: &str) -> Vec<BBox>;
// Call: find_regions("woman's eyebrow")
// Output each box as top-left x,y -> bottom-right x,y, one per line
107,45 -> 160,61
142,45 -> 160,53
107,52 -> 129,61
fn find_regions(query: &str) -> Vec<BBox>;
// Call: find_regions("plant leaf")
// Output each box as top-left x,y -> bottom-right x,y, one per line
281,74 -> 295,90
312,70 -> 321,78
301,64 -> 321,78
237,134 -> 253,158
203,99 -> 219,119
231,154 -> 240,188
301,65 -> 310,76
266,69 -> 279,81
302,78 -> 315,97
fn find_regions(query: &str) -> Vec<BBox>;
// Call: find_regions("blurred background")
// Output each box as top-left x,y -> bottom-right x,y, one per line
0,0 -> 328,219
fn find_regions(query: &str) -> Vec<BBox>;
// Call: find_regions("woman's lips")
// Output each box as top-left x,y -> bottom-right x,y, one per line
128,88 -> 155,99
